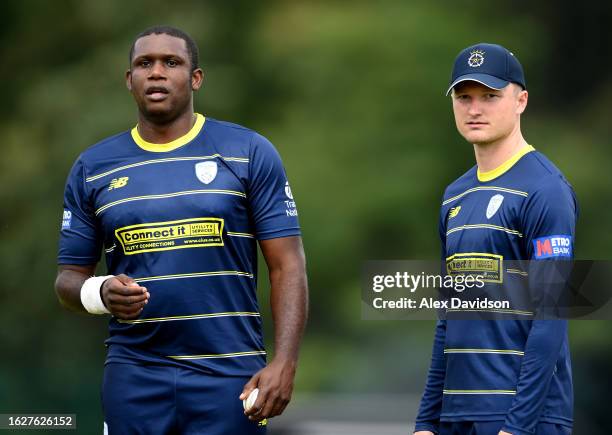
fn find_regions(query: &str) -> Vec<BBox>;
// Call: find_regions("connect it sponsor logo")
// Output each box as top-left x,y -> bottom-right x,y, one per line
446,252 -> 503,283
533,235 -> 572,259
284,181 -> 298,217
61,210 -> 72,230
115,217 -> 224,255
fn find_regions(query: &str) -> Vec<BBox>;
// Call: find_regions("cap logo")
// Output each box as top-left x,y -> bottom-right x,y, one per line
467,49 -> 485,68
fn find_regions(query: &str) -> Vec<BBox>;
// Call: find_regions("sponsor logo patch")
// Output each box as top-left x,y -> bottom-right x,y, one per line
284,181 -> 298,216
446,252 -> 503,283
61,210 -> 72,229
284,181 -> 293,200
115,217 -> 224,255
533,235 -> 572,259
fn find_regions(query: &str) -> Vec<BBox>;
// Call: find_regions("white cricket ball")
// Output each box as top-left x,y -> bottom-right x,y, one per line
243,388 -> 259,411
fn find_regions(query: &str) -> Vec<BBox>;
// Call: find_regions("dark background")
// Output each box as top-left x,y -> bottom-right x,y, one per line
1,0 -> 610,433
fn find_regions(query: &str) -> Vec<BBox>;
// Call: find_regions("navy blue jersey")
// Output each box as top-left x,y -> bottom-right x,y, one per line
416,146 -> 576,434
58,114 -> 300,376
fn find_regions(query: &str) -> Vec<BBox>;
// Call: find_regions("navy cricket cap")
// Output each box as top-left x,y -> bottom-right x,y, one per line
446,43 -> 526,96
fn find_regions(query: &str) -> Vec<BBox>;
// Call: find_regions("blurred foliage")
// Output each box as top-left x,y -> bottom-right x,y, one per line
0,0 -> 611,433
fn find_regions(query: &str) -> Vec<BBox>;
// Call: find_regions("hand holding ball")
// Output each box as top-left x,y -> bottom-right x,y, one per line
242,388 -> 259,411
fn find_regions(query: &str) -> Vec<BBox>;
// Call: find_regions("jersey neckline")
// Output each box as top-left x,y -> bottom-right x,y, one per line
477,144 -> 535,182
131,113 -> 206,153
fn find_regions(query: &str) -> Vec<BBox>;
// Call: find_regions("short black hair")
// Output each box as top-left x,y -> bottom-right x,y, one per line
129,26 -> 199,72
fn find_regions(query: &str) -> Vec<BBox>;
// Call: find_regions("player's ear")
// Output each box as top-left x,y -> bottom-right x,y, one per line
516,89 -> 528,115
191,68 -> 204,91
125,70 -> 132,91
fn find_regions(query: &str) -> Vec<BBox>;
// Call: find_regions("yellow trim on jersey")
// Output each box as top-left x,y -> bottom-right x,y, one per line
168,350 -> 267,360
442,186 -> 528,205
447,308 -> 533,316
118,311 -> 260,324
227,232 -> 255,238
506,268 -> 529,276
131,113 -> 205,153
86,155 -> 249,183
447,224 -> 523,237
443,389 -> 517,395
477,145 -> 535,182
444,348 -> 525,356
95,189 -> 246,215
134,270 -> 254,283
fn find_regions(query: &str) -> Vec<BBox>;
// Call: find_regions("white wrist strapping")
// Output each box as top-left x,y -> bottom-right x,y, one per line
81,275 -> 114,314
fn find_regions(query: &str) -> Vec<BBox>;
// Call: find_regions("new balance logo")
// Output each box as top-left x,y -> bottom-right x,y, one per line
449,206 -> 461,219
108,177 -> 129,190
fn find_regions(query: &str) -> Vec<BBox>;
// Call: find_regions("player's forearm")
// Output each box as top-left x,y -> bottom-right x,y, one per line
268,253 -> 308,364
502,320 -> 567,434
54,264 -> 96,313
415,320 -> 447,431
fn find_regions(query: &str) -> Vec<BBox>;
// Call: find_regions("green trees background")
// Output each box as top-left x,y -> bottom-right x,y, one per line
1,0 -> 610,433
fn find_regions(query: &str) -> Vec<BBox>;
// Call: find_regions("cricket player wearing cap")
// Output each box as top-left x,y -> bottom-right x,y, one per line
414,43 -> 576,435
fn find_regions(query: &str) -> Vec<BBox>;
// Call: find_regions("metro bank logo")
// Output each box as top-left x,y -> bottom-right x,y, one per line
533,235 -> 572,259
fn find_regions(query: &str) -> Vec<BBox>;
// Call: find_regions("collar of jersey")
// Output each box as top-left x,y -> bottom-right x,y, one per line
477,144 -> 535,182
131,113 -> 205,153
